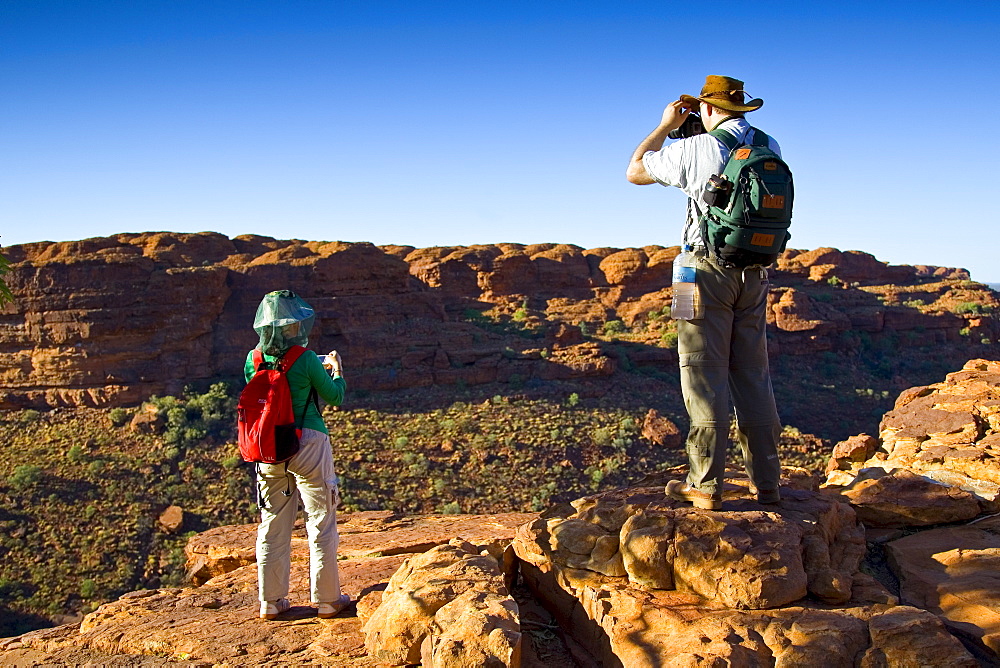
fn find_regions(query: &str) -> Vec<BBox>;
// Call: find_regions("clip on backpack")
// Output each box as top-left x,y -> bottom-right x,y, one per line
700,127 -> 794,268
237,345 -> 317,464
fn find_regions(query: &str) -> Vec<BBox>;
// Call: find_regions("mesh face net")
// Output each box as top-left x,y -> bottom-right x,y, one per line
253,290 -> 316,357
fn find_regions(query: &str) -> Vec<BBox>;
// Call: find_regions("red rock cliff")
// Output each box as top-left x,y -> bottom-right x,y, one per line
0,233 -> 992,408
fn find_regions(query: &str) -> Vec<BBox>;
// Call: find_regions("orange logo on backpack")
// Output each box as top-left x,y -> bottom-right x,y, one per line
764,161 -> 778,170
735,148 -> 752,160
763,195 -> 785,208
751,233 -> 775,247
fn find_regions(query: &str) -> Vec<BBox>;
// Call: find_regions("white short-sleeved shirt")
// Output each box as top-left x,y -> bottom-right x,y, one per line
642,117 -> 781,249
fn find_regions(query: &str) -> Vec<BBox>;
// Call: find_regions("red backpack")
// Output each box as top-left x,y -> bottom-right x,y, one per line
237,345 -> 315,463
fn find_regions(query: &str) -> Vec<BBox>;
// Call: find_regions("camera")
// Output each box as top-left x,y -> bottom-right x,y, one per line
703,174 -> 733,209
668,113 -> 705,139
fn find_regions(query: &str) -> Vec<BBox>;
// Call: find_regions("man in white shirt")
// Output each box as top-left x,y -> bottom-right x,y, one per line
626,75 -> 783,510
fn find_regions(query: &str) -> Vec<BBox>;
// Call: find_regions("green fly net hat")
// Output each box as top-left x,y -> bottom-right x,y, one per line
253,290 -> 316,357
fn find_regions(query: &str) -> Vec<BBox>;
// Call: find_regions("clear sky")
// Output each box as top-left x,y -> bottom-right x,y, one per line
3,1 -> 998,280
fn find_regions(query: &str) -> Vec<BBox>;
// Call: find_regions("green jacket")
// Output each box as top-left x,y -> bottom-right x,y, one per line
244,348 -> 346,435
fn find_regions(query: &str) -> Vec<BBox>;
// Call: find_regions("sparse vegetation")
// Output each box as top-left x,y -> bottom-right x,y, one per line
0,392 -> 254,635
603,320 -> 626,335
108,407 -> 131,427
0,251 -> 13,306
7,465 -> 42,490
955,301 -> 991,315
144,382 -> 236,448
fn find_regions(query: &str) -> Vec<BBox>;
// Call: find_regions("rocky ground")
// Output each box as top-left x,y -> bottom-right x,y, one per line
4,359 -> 1000,666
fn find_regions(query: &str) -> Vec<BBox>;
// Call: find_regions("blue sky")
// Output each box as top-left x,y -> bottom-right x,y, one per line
3,1 -> 999,280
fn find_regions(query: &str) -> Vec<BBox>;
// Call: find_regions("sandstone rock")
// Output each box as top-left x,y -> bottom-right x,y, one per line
185,511 -> 533,585
640,408 -> 681,447
3,554 -> 407,666
772,287 -> 852,335
827,433 -> 879,473
1,511 -> 538,666
824,359 -> 1000,523
129,402 -> 165,433
861,605 -> 981,667
1,234 -> 985,408
420,589 -> 522,668
823,467 -> 983,528
362,540 -> 516,666
516,545 -> 976,667
157,505 -> 185,533
618,511 -> 674,589
887,514 -> 1000,659
515,476 -> 864,610
672,508 -> 809,609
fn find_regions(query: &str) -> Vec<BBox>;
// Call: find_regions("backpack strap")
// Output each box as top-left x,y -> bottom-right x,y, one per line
749,127 -> 770,147
277,345 -> 307,373
277,345 -> 321,428
708,128 -> 742,152
251,349 -> 266,373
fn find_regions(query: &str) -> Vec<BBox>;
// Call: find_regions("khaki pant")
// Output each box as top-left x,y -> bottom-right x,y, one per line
677,254 -> 782,496
256,428 -> 341,603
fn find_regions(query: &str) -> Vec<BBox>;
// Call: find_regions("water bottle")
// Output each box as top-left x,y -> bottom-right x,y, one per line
671,245 -> 699,320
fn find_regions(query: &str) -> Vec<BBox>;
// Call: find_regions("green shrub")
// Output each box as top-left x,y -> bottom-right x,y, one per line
222,455 -> 242,470
566,393 -> 580,408
108,407 -> 130,427
661,330 -> 679,348
592,427 -> 611,447
8,465 -> 42,490
439,501 -> 462,514
955,302 -> 991,315
826,276 -> 842,287
603,320 -> 626,335
147,382 -> 236,448
586,466 -> 605,485
67,444 -> 85,463
512,308 -> 528,322
19,409 -> 40,424
79,579 -> 97,599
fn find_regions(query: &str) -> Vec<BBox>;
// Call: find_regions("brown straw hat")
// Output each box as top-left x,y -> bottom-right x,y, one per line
680,75 -> 763,113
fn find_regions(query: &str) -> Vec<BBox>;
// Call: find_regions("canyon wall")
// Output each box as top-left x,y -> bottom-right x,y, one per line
0,232 -> 992,409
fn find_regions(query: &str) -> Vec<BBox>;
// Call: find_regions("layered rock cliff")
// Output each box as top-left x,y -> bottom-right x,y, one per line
1,233 -> 993,411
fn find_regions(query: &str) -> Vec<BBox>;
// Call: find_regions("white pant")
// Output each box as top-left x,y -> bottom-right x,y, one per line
256,428 -> 341,603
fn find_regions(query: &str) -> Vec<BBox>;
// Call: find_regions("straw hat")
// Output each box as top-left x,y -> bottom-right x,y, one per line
680,75 -> 763,113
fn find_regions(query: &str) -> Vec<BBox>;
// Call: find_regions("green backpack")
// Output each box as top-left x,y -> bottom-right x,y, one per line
700,127 -> 793,268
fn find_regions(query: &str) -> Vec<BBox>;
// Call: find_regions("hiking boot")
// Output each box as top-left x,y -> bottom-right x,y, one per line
666,480 -> 722,510
317,594 -> 351,619
259,598 -> 291,620
756,488 -> 781,504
